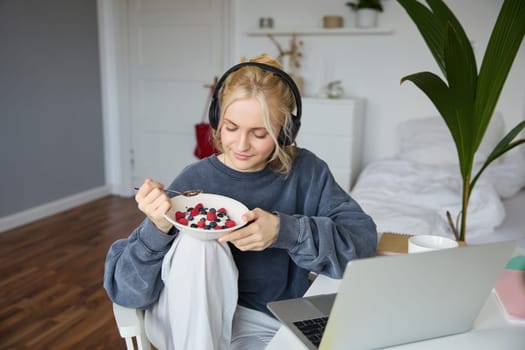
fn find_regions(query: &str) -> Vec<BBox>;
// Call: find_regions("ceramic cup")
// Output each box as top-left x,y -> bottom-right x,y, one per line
408,234 -> 459,253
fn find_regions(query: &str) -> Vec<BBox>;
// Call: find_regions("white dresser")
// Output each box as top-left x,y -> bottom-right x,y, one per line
295,97 -> 365,191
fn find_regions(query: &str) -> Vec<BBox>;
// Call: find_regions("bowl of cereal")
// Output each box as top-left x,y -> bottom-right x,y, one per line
164,193 -> 249,240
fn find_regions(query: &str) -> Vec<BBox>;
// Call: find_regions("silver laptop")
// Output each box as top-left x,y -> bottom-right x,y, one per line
268,241 -> 515,350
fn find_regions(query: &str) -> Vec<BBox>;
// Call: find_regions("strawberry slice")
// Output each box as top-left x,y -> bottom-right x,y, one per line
175,211 -> 185,220
190,207 -> 200,217
176,217 -> 188,226
207,211 -> 217,221
225,220 -> 236,228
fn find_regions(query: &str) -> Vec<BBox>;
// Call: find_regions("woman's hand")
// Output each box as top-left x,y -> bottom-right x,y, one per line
135,178 -> 173,234
219,208 -> 279,251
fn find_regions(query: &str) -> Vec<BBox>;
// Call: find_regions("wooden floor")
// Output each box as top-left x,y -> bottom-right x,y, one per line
0,195 -> 144,349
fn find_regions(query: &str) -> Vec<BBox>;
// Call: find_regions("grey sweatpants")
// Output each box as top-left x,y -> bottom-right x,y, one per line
144,234 -> 281,350
231,305 -> 282,350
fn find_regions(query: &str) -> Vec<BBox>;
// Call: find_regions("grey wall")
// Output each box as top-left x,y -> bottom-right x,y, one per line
0,0 -> 105,217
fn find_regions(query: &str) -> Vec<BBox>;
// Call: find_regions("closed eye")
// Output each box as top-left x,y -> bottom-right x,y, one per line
223,120 -> 238,132
253,130 -> 269,139
225,125 -> 238,132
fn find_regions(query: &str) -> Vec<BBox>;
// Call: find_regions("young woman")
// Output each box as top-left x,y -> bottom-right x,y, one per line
104,54 -> 377,349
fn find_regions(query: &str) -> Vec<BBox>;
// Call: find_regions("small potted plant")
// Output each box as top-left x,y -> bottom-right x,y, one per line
346,0 -> 384,28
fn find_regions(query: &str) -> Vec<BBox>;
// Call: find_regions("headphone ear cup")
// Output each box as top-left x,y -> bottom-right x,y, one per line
290,114 -> 301,142
277,129 -> 290,146
278,113 -> 300,146
208,97 -> 220,129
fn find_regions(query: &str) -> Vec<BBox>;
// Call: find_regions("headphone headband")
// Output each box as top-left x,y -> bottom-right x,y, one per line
208,61 -> 302,146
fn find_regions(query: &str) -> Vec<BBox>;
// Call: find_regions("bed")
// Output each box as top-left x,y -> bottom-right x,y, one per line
350,114 -> 525,247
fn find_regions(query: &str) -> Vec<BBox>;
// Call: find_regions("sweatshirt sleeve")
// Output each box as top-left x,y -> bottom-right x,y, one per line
103,219 -> 178,308
271,160 -> 377,279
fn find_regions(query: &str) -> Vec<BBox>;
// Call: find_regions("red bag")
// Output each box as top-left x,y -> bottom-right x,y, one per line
193,79 -> 218,159
193,122 -> 217,159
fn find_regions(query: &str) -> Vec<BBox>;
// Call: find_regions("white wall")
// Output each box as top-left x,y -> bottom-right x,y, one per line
233,0 -> 525,165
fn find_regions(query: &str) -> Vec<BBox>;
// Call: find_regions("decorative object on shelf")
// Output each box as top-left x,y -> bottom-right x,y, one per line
323,15 -> 344,29
259,17 -> 274,29
346,0 -> 383,28
267,33 -> 304,93
397,0 -> 525,243
325,81 -> 344,99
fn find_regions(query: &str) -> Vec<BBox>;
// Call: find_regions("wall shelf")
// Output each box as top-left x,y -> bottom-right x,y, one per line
246,27 -> 394,36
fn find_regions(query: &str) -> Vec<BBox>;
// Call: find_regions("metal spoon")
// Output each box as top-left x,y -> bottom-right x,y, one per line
133,187 -> 202,197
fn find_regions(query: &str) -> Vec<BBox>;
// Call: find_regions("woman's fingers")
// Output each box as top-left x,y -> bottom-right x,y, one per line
219,208 -> 279,251
135,179 -> 173,233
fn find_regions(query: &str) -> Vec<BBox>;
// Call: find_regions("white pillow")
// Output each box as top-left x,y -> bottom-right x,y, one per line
397,113 -> 504,166
482,148 -> 525,198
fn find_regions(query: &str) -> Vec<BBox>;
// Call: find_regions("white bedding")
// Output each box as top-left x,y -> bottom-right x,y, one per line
351,115 -> 525,243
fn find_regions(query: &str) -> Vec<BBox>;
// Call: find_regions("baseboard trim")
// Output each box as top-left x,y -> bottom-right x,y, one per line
0,186 -> 112,233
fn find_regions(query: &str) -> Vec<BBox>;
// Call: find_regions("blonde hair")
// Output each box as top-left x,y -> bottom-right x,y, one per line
213,54 -> 298,174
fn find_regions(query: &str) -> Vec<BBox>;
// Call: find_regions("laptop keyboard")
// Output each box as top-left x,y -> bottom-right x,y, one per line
293,316 -> 329,347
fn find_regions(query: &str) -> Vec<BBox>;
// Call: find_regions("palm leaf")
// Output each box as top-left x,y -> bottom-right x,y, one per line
426,0 -> 477,88
442,23 -> 477,176
397,0 -> 446,76
400,71 -> 468,168
470,121 -> 525,191
398,0 -> 480,177
474,0 -> 525,149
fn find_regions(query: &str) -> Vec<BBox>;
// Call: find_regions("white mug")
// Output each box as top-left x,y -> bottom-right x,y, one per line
408,234 -> 459,253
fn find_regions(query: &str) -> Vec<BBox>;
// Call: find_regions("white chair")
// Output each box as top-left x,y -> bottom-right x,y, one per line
112,303 -> 151,350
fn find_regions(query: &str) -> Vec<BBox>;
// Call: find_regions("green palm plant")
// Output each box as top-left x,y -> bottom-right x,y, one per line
397,0 -> 525,242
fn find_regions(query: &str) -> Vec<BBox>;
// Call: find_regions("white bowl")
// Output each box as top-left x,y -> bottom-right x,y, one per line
164,193 -> 249,240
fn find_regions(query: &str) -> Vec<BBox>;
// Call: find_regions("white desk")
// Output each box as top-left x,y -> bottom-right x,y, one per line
266,262 -> 525,350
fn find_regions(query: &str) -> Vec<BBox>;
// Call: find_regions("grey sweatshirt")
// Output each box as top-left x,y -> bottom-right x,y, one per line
104,148 -> 377,316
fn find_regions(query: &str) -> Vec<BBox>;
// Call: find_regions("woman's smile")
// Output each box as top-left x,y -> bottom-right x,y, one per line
234,152 -> 251,161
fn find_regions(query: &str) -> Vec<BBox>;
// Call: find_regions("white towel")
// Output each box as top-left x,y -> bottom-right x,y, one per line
145,233 -> 239,350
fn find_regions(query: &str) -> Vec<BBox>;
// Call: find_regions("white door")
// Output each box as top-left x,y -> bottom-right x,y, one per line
127,0 -> 227,187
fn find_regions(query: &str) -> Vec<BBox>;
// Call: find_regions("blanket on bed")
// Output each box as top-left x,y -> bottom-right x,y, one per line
351,115 -> 525,242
